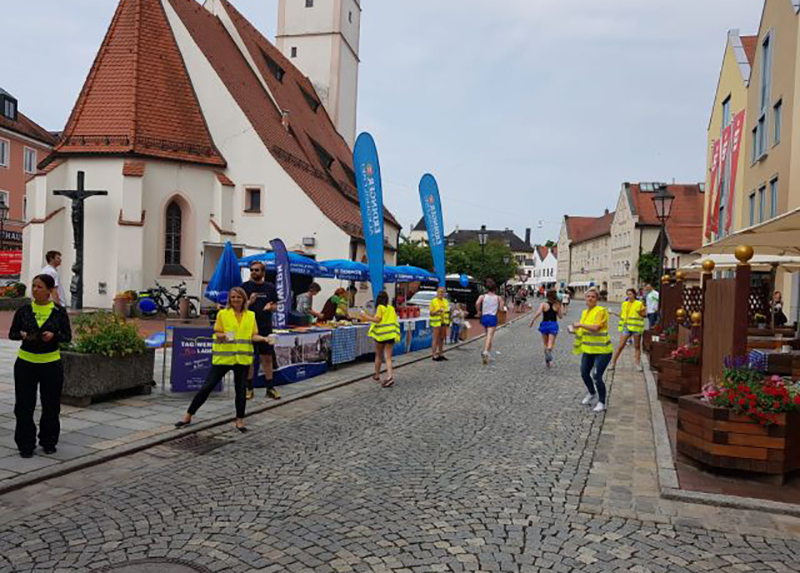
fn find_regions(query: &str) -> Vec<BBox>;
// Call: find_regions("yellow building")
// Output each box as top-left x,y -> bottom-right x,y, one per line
703,30 -> 756,242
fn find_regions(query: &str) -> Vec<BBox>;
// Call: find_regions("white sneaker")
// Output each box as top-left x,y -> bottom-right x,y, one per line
592,402 -> 606,413
636,364 -> 644,372
607,364 -> 616,371
581,393 -> 595,405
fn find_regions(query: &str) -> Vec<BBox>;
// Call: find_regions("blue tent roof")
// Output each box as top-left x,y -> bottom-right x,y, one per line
205,242 -> 242,303
238,251 -> 322,276
318,259 -> 370,281
385,265 -> 438,283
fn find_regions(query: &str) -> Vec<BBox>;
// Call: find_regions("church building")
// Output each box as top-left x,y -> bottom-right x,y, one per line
23,0 -> 399,308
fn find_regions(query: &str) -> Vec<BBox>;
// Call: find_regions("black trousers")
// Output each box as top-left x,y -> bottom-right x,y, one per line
188,364 -> 248,419
14,358 -> 64,454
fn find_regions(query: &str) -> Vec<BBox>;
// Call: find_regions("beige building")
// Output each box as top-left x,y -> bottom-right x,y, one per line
557,211 -> 614,293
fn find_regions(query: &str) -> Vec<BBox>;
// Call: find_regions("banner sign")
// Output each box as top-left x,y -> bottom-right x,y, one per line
726,110 -> 746,232
711,124 -> 732,236
705,139 -> 720,239
419,174 -> 447,286
170,327 -> 220,393
354,132 -> 385,300
0,251 -> 22,276
273,330 -> 331,384
270,238 -> 291,329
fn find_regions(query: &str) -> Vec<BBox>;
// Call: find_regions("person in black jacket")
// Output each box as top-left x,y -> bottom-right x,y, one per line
9,274 -> 72,458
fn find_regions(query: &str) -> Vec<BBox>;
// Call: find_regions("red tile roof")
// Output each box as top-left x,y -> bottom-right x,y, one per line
626,183 -> 704,253
564,211 -> 614,244
536,246 -> 550,260
741,35 -> 758,66
122,160 -> 145,177
0,111 -> 57,147
216,172 -> 235,187
54,0 -> 225,167
166,0 -> 398,238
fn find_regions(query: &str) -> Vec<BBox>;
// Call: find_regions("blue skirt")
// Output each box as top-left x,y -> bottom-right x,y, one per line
539,321 -> 559,335
480,315 -> 498,328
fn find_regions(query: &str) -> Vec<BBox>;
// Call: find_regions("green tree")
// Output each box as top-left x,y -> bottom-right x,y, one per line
397,239 -> 433,271
544,240 -> 557,248
445,240 -> 517,284
637,252 -> 660,287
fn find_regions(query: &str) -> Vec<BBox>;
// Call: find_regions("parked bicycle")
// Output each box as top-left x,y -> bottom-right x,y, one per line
137,281 -> 199,318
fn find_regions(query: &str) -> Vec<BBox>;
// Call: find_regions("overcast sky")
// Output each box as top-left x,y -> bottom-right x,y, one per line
2,0 -> 764,244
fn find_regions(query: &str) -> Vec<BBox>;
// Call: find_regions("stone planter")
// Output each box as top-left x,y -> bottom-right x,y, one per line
648,340 -> 677,372
657,358 -> 701,399
677,394 -> 800,477
61,349 -> 156,407
0,297 -> 31,311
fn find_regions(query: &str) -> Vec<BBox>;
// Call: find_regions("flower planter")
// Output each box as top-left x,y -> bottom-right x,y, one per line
677,394 -> 800,476
0,297 -> 31,312
648,340 -> 677,372
657,359 -> 701,399
61,349 -> 156,407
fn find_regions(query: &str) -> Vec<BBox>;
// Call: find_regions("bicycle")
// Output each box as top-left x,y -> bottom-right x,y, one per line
137,281 -> 199,318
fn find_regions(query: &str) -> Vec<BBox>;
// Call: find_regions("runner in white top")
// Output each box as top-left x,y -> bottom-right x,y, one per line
40,250 -> 66,307
476,278 -> 504,365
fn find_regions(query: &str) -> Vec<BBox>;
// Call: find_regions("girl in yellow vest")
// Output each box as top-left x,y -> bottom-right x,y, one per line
429,287 -> 450,362
571,288 -> 613,413
361,291 -> 400,387
175,287 -> 270,433
609,288 -> 646,372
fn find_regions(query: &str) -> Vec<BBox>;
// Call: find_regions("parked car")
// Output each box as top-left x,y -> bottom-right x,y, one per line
406,291 -> 438,315
418,275 -> 483,317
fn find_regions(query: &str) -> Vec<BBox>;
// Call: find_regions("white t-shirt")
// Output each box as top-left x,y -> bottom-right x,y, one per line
646,290 -> 660,314
40,264 -> 66,306
479,293 -> 501,316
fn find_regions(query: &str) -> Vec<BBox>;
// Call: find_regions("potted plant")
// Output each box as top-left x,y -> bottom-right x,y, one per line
0,282 -> 30,311
61,312 -> 155,406
649,325 -> 678,372
657,340 -> 701,399
677,355 -> 800,477
754,312 -> 768,329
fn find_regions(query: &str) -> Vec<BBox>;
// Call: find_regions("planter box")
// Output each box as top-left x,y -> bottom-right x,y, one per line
642,330 -> 653,353
648,340 -> 676,372
61,349 -> 156,407
657,359 -> 701,399
677,394 -> 800,476
0,297 -> 31,311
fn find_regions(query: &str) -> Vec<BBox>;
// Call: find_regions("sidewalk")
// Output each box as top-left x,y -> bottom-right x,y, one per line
0,310 -> 529,493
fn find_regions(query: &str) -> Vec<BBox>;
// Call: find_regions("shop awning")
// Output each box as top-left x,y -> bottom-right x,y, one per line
681,253 -> 800,272
569,281 -> 592,288
695,207 -> 800,257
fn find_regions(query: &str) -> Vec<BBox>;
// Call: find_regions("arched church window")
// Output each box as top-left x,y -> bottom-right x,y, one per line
162,200 -> 190,276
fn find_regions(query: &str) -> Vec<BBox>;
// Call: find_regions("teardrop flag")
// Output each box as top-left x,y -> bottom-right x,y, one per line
419,174 -> 446,286
354,133 -> 385,300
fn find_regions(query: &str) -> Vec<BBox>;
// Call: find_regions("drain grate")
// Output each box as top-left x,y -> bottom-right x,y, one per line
163,433 -> 233,455
99,558 -> 212,573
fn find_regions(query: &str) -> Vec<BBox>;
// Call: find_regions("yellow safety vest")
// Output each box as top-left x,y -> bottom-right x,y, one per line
574,306 -> 613,355
18,302 -> 61,364
211,309 -> 256,366
369,305 -> 401,343
619,300 -> 645,333
430,297 -> 450,327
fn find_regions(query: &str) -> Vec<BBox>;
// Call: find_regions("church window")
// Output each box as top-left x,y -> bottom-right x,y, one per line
291,47 -> 298,58
165,201 -> 183,268
245,188 -> 262,213
300,85 -> 321,112
311,139 -> 334,170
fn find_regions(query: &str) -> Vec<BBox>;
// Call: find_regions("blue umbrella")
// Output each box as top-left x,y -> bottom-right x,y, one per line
385,265 -> 438,283
205,242 -> 242,303
318,259 -> 370,281
238,251 -> 322,276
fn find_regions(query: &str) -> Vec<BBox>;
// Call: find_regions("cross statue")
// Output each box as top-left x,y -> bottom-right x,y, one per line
53,171 -> 108,310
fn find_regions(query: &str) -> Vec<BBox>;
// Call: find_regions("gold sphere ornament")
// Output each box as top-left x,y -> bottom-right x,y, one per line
735,245 -> 754,265
702,259 -> 716,273
676,270 -> 686,281
676,308 -> 687,321
691,312 -> 702,327
661,274 -> 671,284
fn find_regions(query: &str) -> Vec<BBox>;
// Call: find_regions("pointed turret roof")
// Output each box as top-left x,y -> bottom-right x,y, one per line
54,0 -> 225,166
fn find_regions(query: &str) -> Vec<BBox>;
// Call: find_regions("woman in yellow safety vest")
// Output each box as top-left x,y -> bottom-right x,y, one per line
429,287 -> 450,362
362,291 -> 400,387
571,287 -> 613,413
609,288 -> 646,372
175,287 -> 270,433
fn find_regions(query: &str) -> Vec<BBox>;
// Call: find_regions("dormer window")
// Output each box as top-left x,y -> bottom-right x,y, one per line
260,48 -> 285,82
340,161 -> 356,187
311,139 -> 334,170
299,85 -> 320,112
0,90 -> 17,121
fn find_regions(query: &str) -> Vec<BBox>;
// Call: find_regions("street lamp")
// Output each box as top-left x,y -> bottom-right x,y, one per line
652,184 -> 675,285
0,202 -> 9,251
477,225 -> 488,257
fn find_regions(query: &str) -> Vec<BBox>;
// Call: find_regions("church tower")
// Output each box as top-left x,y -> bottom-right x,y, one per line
276,0 -> 361,147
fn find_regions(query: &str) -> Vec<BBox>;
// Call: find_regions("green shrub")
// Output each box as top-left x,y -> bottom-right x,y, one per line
68,312 -> 147,357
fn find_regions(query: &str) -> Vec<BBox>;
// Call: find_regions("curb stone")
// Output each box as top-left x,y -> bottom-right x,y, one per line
642,353 -> 800,518
0,313 -> 529,495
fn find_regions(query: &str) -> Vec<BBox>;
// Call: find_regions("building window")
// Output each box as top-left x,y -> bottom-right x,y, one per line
305,0 -> 313,7
291,47 -> 297,58
756,115 -> 767,159
748,192 -> 755,227
300,85 -> 321,112
758,186 -> 766,223
1,97 -> 16,121
165,200 -> 182,267
260,48 -> 285,82
0,138 -> 8,168
722,96 -> 731,128
310,139 -> 334,170
349,11 -> 353,23
774,100 -> 782,145
23,147 -> 37,174
770,178 -> 778,219
0,191 -> 8,209
245,187 -> 262,213
760,33 -> 772,113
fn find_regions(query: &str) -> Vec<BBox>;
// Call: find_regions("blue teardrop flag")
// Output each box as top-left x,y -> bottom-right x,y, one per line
270,238 -> 291,329
419,174 -> 447,286
354,133 -> 385,300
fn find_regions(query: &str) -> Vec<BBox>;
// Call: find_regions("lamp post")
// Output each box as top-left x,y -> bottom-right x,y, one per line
652,184 -> 675,287
0,202 -> 8,251
477,225 -> 488,257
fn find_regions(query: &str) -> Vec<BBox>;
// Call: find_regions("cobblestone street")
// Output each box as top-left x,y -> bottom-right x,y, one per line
1,311 -> 800,572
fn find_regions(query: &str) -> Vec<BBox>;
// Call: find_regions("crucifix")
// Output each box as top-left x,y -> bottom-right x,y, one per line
54,171 -> 108,310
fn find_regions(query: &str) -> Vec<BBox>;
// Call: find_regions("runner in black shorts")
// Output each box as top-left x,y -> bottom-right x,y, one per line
241,261 -> 280,400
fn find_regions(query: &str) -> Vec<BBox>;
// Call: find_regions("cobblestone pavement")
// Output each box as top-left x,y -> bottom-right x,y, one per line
2,310 -> 800,572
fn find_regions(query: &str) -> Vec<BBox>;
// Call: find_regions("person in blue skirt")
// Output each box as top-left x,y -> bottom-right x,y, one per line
529,289 -> 564,368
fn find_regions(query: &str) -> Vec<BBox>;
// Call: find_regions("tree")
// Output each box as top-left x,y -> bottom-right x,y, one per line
397,239 -> 433,271
446,240 -> 517,284
637,252 -> 660,287
544,240 -> 557,248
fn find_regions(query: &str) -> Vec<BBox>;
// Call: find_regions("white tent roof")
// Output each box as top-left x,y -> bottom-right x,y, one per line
695,207 -> 800,256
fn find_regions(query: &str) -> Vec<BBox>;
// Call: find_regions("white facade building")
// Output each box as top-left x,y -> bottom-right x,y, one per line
529,246 -> 558,288
23,0 -> 398,309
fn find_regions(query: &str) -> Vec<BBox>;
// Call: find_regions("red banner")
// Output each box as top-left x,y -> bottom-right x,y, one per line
726,110 -> 746,232
0,251 -> 22,276
705,139 -> 720,239
711,125 -> 732,236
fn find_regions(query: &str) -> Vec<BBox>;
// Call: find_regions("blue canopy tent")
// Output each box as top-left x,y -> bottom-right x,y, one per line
204,241 -> 242,304
318,259 -> 370,281
385,265 -> 438,283
238,251 -> 323,276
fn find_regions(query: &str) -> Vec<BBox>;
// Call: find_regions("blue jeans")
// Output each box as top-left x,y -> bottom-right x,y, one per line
449,324 -> 461,343
647,312 -> 659,329
580,353 -> 611,404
